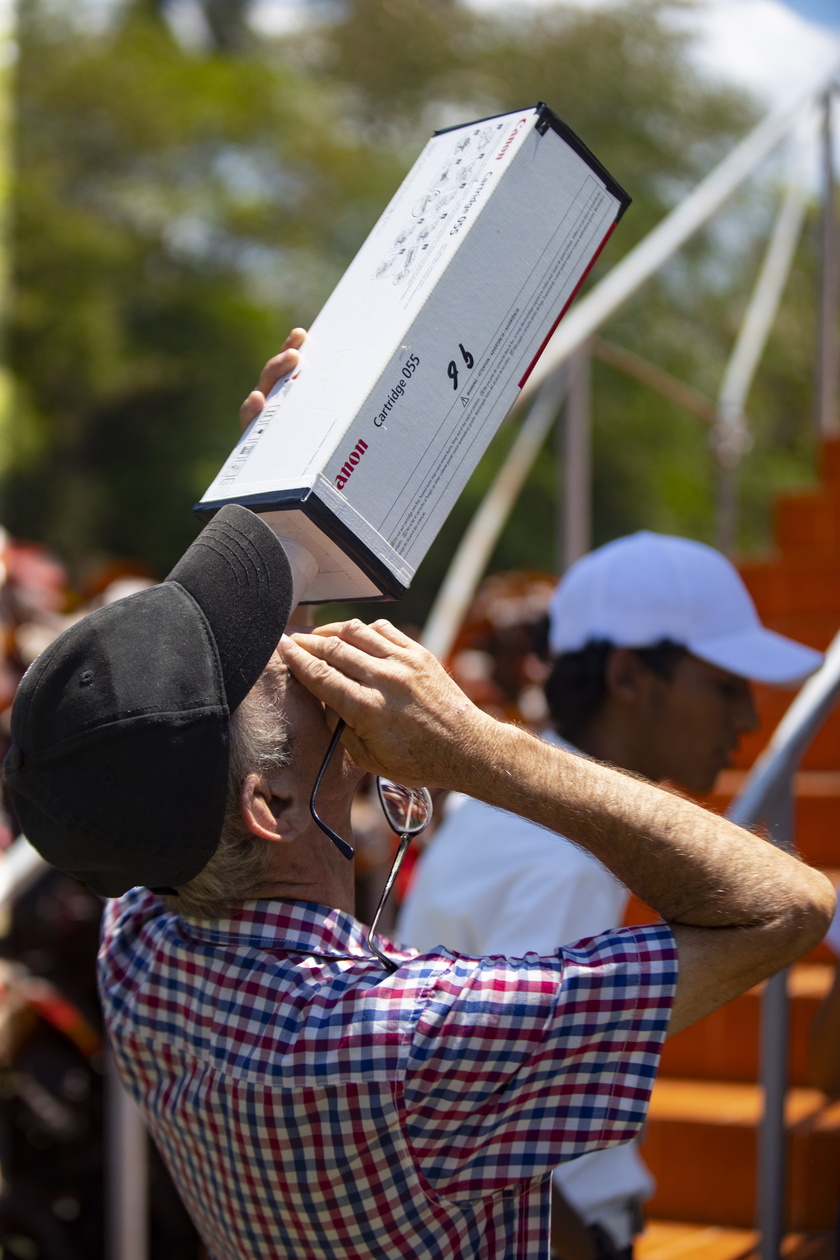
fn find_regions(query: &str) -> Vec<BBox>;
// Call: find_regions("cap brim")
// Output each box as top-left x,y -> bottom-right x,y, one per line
166,504 -> 294,711
687,626 -> 823,686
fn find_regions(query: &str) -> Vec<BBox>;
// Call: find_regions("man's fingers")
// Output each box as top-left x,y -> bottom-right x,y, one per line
239,328 -> 307,432
281,621 -> 481,790
361,618 -> 417,649
287,630 -> 394,688
307,618 -> 415,657
281,326 -> 307,353
281,634 -> 372,710
253,345 -> 301,402
239,391 -> 265,431
335,724 -> 379,777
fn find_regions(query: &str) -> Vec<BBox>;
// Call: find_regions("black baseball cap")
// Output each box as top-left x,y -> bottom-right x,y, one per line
3,505 -> 294,897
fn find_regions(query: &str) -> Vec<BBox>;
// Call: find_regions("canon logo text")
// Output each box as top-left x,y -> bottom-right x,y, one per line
334,439 -> 369,491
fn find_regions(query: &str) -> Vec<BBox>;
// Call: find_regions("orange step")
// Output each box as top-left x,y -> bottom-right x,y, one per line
820,439 -> 840,489
633,436 -> 840,1253
638,1223 -> 834,1260
774,493 -> 840,556
694,770 -> 840,869
637,1222 -> 757,1260
739,559 -> 840,623
732,697 -> 840,774
656,965 -> 833,1089
624,891 -> 839,967
641,1081 -> 840,1230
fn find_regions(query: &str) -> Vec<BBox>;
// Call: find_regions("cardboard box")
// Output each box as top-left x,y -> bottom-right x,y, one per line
197,103 -> 629,603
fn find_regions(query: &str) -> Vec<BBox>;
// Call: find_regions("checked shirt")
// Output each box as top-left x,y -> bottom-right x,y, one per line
99,889 -> 677,1260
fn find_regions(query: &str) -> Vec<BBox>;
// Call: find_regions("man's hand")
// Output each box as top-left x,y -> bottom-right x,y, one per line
281,619 -> 497,788
282,616 -> 835,1036
239,328 -> 306,432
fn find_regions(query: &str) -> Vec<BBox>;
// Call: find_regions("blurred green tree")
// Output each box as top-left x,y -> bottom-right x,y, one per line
305,0 -> 818,624
3,0 -> 403,576
0,0 -> 820,623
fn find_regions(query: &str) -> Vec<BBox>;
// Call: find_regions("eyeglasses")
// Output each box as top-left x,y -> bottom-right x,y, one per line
310,718 -> 433,972
309,720 -> 355,859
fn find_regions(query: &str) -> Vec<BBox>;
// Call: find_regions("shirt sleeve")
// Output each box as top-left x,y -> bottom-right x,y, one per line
400,923 -> 677,1200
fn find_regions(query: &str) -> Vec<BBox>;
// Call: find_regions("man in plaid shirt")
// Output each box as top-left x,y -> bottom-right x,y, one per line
5,345 -> 834,1259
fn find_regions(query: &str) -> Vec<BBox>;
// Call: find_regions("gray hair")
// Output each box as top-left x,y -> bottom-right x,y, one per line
161,669 -> 291,918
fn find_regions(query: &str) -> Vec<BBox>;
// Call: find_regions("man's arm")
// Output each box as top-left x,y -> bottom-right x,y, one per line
281,619 -> 835,1036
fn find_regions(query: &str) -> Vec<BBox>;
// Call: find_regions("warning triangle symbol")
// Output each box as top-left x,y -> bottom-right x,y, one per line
461,396 -> 469,407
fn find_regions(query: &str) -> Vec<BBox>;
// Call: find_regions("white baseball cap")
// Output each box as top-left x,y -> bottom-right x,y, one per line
548,531 -> 822,685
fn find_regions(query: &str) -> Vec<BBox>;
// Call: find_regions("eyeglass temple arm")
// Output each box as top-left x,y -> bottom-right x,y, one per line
368,830 -> 413,974
309,719 -> 355,860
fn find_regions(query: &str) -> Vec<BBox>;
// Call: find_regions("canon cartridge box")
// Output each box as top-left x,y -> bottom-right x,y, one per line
197,103 -> 630,602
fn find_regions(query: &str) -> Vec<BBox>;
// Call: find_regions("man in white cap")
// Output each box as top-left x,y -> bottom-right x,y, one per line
397,530 -> 823,1260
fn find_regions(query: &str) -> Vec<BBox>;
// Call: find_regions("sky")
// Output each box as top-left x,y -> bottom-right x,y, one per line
251,0 -> 840,119
249,0 -> 839,187
782,0 -> 838,27
684,0 -> 839,109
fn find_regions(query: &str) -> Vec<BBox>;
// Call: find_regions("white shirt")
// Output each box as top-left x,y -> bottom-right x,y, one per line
396,732 -> 655,1244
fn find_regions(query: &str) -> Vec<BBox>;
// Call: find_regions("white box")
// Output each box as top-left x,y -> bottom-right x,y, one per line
197,103 -> 629,603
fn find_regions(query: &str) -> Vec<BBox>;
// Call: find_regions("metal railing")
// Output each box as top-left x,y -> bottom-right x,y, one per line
727,622 -> 840,1260
422,68 -> 838,663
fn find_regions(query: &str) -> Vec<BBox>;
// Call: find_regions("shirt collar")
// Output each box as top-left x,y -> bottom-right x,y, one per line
178,899 -> 375,960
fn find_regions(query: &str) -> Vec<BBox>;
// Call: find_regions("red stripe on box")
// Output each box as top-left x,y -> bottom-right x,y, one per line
517,219 -> 618,390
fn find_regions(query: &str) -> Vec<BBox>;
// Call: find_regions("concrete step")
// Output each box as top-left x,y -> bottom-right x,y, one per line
641,1081 -> 840,1229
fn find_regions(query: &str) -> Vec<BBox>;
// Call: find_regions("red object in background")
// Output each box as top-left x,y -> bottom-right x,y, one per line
78,559 -> 156,605
2,539 -> 67,618
446,569 -> 557,727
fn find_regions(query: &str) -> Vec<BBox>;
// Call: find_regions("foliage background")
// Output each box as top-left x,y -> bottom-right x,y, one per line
0,0 -> 825,626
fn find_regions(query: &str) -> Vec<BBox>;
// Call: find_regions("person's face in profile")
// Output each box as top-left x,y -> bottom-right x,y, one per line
638,653 -> 758,794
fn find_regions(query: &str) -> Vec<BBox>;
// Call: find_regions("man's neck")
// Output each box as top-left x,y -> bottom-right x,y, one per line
255,824 -> 357,916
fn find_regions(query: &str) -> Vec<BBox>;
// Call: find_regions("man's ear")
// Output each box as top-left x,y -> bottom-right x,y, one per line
240,771 -> 307,843
604,648 -> 656,708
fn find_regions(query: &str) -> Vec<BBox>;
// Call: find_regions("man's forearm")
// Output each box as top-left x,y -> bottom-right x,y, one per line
282,620 -> 834,969
453,717 -> 810,929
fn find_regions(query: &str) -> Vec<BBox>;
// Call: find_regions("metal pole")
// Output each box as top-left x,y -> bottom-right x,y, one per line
521,73 -> 835,403
713,166 -> 810,552
817,88 -> 838,437
593,338 -> 718,427
563,347 -> 592,568
106,1054 -> 149,1260
715,462 -> 738,557
758,968 -> 791,1260
756,783 -> 796,1260
727,624 -> 840,1259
